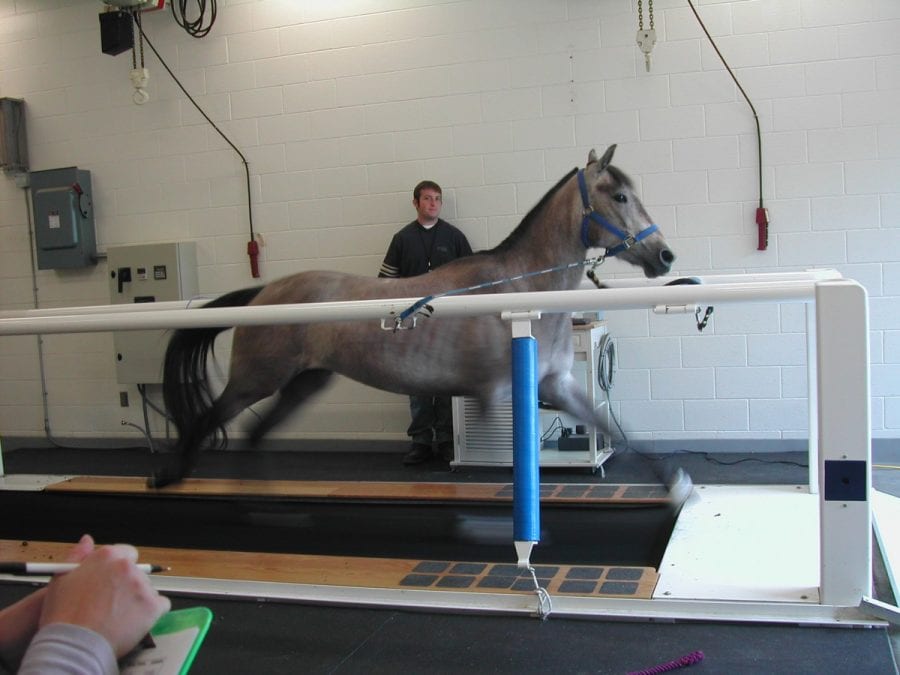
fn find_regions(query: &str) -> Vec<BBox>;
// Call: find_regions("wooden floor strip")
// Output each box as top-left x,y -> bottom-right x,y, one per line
0,539 -> 658,600
43,476 -> 672,505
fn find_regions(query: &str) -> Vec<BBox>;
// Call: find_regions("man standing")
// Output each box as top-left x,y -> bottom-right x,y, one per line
379,180 -> 473,465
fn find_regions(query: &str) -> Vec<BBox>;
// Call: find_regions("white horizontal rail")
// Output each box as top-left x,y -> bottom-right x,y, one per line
0,298 -> 214,319
578,268 -> 842,290
0,280 -> 822,336
0,271 -> 841,323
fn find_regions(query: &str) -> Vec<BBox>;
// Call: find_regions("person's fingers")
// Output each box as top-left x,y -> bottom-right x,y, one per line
64,534 -> 95,563
155,593 -> 172,616
103,543 -> 140,564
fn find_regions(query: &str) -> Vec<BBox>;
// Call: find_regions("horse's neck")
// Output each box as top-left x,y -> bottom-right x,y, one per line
493,183 -> 586,290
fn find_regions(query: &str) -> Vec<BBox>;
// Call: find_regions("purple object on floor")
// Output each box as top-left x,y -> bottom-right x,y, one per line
627,650 -> 705,675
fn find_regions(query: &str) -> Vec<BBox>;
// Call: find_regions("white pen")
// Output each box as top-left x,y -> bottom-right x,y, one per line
0,562 -> 168,576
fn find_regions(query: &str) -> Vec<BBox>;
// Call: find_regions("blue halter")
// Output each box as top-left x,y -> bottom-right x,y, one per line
577,168 -> 658,255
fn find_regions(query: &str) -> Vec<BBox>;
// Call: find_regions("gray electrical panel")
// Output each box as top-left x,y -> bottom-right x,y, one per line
30,167 -> 97,269
0,97 -> 28,173
108,242 -> 199,384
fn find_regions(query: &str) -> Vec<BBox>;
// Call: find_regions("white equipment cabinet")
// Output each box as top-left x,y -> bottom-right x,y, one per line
451,322 -> 613,473
107,242 -> 198,384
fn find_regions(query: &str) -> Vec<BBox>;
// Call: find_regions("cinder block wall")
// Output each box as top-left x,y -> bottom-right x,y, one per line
0,0 -> 897,448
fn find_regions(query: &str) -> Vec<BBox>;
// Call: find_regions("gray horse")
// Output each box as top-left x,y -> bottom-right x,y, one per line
156,145 -> 675,487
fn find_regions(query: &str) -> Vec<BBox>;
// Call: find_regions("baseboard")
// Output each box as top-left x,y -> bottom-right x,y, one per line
2,435 -> 898,457
626,438 -> 810,454
0,436 -> 402,454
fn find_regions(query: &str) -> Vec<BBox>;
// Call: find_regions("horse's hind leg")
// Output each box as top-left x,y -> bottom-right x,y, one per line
150,373 -> 287,488
248,369 -> 334,447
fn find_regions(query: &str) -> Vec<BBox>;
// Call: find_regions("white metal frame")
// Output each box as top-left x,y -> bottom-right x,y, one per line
0,269 -> 889,626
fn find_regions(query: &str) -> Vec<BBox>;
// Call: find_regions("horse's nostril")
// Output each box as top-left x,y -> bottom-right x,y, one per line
660,249 -> 675,266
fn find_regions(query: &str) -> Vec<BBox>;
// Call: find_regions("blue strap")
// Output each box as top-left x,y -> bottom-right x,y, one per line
604,222 -> 658,257
577,169 -> 658,254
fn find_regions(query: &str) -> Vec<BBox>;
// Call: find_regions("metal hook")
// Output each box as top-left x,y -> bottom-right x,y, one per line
695,306 -> 714,332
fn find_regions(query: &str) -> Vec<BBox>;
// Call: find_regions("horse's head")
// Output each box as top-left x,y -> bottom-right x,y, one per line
579,145 -> 674,278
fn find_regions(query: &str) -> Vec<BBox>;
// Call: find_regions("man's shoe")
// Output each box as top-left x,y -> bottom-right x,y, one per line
437,441 -> 455,462
403,443 -> 433,465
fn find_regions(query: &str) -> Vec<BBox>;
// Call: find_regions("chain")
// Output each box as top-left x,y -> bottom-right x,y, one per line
638,0 -> 653,30
136,11 -> 145,67
638,0 -> 655,31
526,566 -> 552,620
129,11 -> 145,69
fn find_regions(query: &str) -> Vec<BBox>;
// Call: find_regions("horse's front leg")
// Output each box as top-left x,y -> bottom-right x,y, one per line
537,371 -> 611,436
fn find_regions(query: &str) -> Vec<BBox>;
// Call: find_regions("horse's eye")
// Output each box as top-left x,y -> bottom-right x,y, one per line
613,193 -> 628,203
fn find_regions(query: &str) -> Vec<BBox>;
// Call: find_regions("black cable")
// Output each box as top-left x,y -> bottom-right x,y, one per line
604,388 -> 635,454
140,385 -> 155,452
687,0 -> 766,251
171,0 -> 216,39
597,333 -> 616,393
683,450 -> 807,468
687,0 -> 762,210
540,415 -> 565,442
137,383 -> 173,423
131,13 -> 254,245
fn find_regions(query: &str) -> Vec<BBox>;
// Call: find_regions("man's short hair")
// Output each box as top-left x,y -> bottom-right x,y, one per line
413,180 -> 442,201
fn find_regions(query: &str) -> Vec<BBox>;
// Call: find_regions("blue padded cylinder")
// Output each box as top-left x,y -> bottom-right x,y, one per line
512,336 -> 540,543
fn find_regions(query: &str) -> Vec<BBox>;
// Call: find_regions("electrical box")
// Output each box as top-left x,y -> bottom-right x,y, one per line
108,242 -> 199,384
98,10 -> 134,56
0,97 -> 28,173
30,167 -> 97,269
451,323 -> 613,472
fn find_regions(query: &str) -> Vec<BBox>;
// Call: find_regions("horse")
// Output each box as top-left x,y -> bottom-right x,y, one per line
155,145 -> 675,487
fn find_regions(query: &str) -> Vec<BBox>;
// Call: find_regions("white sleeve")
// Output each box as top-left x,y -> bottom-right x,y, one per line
17,623 -> 117,675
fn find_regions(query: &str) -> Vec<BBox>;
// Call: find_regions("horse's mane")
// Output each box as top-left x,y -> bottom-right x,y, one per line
479,167 -> 579,256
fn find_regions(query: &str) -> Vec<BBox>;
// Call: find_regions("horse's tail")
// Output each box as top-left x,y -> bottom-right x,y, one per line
151,286 -> 264,488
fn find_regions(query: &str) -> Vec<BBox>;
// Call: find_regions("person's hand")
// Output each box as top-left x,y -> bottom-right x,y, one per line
38,543 -> 171,658
0,534 -> 98,669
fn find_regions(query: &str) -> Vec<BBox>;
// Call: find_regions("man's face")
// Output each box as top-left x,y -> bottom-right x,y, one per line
414,188 -> 442,222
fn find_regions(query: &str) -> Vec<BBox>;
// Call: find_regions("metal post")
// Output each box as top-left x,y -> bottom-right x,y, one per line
815,280 -> 871,606
506,312 -> 541,568
806,304 -> 818,494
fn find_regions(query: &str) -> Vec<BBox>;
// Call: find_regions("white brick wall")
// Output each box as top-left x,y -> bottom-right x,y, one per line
0,0 -> 898,447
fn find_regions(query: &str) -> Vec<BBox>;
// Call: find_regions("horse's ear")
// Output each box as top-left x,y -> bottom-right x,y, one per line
588,148 -> 598,164
597,144 -> 616,170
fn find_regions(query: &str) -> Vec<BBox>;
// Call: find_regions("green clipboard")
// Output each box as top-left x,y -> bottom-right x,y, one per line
120,606 -> 212,675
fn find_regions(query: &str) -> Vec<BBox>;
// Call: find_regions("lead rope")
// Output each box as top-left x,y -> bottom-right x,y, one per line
525,565 -> 553,619
387,253 -> 608,331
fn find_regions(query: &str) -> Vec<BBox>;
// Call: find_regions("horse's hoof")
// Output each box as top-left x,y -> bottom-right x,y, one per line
147,471 -> 176,489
